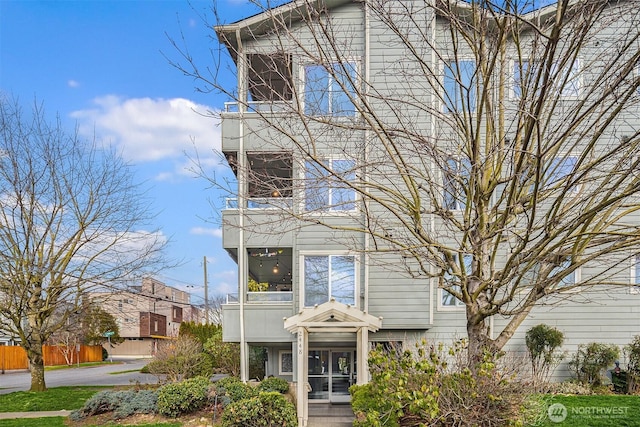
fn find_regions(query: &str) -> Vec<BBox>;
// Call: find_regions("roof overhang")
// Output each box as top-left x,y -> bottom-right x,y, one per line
284,299 -> 382,333
215,0 -> 353,58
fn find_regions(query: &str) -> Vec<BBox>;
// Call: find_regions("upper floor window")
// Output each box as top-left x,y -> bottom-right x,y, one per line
443,157 -> 471,210
304,255 -> 356,307
441,253 -> 471,308
632,255 -> 640,294
304,62 -> 357,116
443,60 -> 477,113
513,60 -> 581,99
544,155 -> 578,191
305,159 -> 356,212
549,257 -> 578,289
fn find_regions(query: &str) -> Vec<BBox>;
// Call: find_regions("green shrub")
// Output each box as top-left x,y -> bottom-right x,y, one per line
221,391 -> 297,427
569,342 -> 619,387
69,389 -> 158,420
217,379 -> 257,403
525,324 -> 565,390
257,377 -> 289,394
350,339 -> 537,427
625,335 -> 640,393
351,383 -> 397,427
146,335 -> 213,382
157,376 -> 211,417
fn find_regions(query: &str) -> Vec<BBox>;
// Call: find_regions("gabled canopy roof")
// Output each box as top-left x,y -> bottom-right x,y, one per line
284,298 -> 383,333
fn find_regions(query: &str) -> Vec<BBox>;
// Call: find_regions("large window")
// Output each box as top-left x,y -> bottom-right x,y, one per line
305,159 -> 356,212
443,60 -> 477,113
304,62 -> 357,116
304,255 -> 356,307
443,157 -> 471,210
544,155 -> 578,191
513,60 -> 581,99
441,254 -> 471,308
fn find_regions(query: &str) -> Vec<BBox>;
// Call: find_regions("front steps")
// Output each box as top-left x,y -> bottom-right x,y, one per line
307,403 -> 355,427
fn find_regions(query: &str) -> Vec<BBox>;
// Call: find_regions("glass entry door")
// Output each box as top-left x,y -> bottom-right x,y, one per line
308,349 -> 356,402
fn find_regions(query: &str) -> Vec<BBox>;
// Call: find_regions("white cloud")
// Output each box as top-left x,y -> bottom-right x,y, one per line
68,80 -> 80,88
190,227 -> 223,238
71,96 -> 221,165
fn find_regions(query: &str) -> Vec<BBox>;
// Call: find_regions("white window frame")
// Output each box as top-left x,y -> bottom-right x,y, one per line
442,59 -> 477,113
301,59 -> 359,117
304,158 -> 357,213
439,253 -> 471,310
543,154 -> 580,193
550,258 -> 580,290
443,157 -> 470,211
299,251 -> 359,309
631,255 -> 640,294
512,59 -> 581,99
279,350 -> 293,375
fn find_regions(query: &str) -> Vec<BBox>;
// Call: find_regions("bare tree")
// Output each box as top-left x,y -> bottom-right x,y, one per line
0,100 -> 166,390
172,0 -> 640,361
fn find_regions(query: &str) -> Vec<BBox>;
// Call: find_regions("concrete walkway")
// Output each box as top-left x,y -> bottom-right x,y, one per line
0,410 -> 71,419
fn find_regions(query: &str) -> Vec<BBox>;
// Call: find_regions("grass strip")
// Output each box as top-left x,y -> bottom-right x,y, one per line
0,386 -> 109,412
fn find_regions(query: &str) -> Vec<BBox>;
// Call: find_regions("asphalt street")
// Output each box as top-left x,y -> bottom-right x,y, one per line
0,358 -> 159,394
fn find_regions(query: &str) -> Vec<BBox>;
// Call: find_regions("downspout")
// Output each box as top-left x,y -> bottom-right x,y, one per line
428,2 -> 436,327
363,0 -> 371,315
236,28 -> 248,383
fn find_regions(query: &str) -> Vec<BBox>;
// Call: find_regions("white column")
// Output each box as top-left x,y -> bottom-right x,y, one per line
357,328 -> 369,385
296,327 -> 308,427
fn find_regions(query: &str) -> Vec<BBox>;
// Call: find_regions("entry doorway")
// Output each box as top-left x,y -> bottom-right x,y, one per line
308,349 -> 356,403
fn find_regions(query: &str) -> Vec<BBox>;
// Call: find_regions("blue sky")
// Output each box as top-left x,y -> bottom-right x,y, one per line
0,0 -> 258,303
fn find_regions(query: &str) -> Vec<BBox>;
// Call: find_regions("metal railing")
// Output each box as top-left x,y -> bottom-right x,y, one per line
224,197 -> 293,210
224,101 -> 290,114
225,292 -> 293,304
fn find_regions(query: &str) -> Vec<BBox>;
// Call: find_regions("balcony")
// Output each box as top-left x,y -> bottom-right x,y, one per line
223,101 -> 291,114
226,291 -> 293,303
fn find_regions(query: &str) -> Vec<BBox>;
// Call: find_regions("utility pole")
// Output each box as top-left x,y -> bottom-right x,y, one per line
204,255 -> 209,324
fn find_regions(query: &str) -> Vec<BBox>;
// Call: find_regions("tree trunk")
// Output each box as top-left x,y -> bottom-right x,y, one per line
26,341 -> 47,392
466,306 -> 495,365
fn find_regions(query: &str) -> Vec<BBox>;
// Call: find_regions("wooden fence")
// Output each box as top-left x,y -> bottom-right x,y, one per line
0,345 -> 103,371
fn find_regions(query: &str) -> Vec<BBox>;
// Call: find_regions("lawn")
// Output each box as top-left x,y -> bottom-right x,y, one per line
536,395 -> 640,426
0,386 -> 109,412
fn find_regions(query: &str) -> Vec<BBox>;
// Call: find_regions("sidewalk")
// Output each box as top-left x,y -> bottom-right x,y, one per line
0,410 -> 71,419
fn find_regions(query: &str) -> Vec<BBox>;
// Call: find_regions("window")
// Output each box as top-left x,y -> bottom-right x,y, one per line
632,255 -> 640,294
441,254 -> 471,308
443,157 -> 471,210
550,258 -> 578,288
279,351 -> 293,375
304,255 -> 356,306
544,155 -> 578,191
305,159 -> 356,211
304,62 -> 357,116
513,60 -> 580,99
443,60 -> 476,112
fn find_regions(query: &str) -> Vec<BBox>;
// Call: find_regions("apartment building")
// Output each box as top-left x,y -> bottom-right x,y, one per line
92,277 -> 201,357
214,1 -> 640,424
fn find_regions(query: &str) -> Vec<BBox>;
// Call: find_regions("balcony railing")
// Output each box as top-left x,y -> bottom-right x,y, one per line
225,292 -> 293,304
224,101 -> 290,114
225,197 -> 293,210
247,291 -> 293,303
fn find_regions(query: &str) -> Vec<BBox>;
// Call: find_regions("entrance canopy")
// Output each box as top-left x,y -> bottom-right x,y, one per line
284,298 -> 382,333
